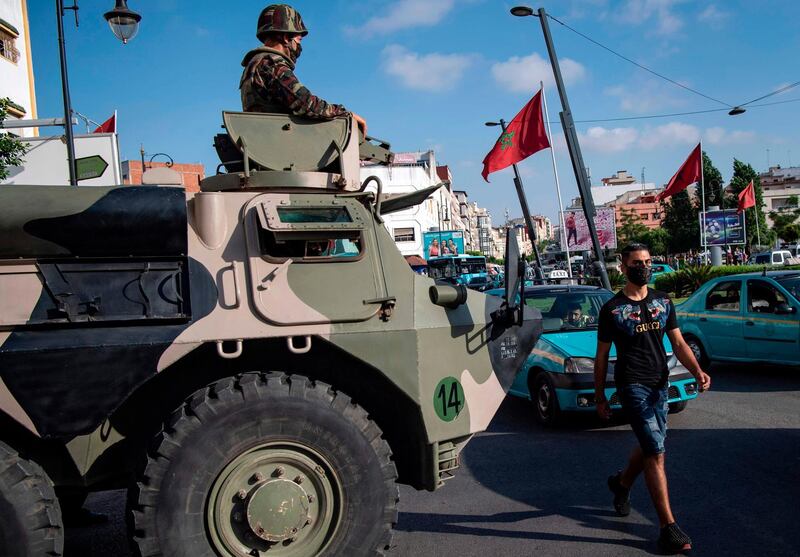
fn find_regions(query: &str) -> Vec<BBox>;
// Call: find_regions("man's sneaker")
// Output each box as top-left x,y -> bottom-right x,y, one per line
607,470 -> 631,516
658,522 -> 692,554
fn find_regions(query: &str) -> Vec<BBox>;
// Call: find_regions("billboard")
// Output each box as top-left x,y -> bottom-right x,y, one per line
561,207 -> 617,251
423,230 -> 465,258
700,209 -> 746,245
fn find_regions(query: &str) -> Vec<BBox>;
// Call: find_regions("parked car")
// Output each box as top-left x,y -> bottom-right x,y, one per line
486,285 -> 699,425
749,250 -> 796,266
677,271 -> 800,367
650,262 -> 676,285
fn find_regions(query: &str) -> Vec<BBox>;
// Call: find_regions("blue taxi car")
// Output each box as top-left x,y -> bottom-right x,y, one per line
676,271 -> 800,367
649,262 -> 676,285
488,285 -> 699,426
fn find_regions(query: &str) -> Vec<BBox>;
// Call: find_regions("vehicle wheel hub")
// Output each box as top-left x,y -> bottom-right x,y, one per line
246,478 -> 310,542
206,442 -> 340,557
538,383 -> 551,414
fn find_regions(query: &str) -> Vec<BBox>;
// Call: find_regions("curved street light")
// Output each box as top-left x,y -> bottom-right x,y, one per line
149,153 -> 174,168
104,0 -> 142,44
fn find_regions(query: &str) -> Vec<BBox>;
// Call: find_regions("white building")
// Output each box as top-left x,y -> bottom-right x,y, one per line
360,151 -> 451,259
759,166 -> 800,226
0,0 -> 37,137
590,182 -> 659,206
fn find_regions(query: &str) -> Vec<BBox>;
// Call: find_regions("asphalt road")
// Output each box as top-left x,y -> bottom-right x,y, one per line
66,363 -> 800,556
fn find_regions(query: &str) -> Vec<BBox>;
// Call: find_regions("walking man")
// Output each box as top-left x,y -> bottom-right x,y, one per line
594,243 -> 711,554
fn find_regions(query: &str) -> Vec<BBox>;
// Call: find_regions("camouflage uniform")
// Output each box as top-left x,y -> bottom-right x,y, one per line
239,47 -> 349,118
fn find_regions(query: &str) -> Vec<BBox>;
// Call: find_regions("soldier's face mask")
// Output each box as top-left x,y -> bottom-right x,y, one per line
286,36 -> 303,62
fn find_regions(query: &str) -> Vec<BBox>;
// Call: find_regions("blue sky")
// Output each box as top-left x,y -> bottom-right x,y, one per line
27,0 -> 800,224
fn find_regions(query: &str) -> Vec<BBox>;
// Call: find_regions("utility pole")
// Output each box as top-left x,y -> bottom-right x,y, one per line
512,7 -> 611,290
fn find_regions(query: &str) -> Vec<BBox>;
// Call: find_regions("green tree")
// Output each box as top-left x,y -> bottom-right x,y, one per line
617,207 -> 648,244
0,98 -> 27,180
702,151 -> 725,209
661,190 -> 700,253
729,159 -> 771,247
638,228 -> 669,256
768,194 -> 800,244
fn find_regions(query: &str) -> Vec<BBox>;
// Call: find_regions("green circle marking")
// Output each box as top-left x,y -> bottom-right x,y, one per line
433,377 -> 465,422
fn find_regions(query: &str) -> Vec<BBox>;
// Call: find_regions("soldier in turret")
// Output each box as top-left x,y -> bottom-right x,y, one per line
240,4 -> 368,135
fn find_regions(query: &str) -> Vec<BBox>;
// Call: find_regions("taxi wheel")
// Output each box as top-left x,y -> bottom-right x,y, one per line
531,373 -> 561,426
684,336 -> 710,369
669,401 -> 687,414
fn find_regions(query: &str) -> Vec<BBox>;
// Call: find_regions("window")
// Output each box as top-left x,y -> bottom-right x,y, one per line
0,29 -> 19,64
747,280 -> 788,313
393,227 -> 415,242
277,207 -> 352,224
257,199 -> 364,262
705,281 -> 741,312
523,291 -> 613,332
259,229 -> 362,260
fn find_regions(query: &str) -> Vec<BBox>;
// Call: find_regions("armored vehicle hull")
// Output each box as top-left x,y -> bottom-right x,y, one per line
0,115 -> 542,556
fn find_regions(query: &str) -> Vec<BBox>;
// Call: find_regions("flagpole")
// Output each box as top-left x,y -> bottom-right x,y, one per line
754,196 -> 761,247
496,117 -> 545,281
700,142 -> 707,264
541,81 -> 572,278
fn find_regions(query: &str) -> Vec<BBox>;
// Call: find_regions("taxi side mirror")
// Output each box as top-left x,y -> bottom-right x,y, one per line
774,302 -> 796,315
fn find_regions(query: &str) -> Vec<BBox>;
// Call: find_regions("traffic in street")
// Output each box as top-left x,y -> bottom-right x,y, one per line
67,362 -> 799,556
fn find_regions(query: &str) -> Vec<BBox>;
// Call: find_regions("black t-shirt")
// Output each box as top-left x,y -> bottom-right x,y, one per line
598,288 -> 678,388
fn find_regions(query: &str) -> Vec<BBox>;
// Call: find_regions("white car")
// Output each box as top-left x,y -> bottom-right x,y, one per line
751,250 -> 796,266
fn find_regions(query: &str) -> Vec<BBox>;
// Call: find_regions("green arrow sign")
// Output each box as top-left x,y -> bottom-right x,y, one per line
75,155 -> 109,181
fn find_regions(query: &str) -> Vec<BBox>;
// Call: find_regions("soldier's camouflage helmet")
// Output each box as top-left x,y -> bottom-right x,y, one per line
257,4 -> 308,41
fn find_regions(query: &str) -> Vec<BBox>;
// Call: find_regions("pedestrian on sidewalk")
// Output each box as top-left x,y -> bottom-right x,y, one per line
594,243 -> 711,554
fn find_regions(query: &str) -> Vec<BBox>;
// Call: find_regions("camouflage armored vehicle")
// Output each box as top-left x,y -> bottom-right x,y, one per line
0,113 -> 542,557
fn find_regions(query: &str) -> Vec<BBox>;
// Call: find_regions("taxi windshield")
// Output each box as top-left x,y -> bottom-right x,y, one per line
524,290 -> 614,332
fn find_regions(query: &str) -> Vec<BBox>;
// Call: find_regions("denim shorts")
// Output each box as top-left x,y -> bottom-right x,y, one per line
620,383 -> 669,456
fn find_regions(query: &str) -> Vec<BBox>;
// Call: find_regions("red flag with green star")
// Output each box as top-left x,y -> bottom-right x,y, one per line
482,89 -> 550,182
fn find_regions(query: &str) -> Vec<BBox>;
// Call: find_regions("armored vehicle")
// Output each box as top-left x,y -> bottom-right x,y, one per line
0,113 -> 542,557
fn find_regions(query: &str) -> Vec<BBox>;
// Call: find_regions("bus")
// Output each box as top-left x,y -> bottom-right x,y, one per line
427,255 -> 492,290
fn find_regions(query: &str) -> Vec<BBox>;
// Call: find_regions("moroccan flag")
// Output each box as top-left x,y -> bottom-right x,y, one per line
482,89 -> 550,182
656,143 -> 702,201
93,113 -> 116,133
738,180 -> 756,213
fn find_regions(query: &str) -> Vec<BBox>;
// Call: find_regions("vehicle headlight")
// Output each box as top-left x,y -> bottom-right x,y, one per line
667,353 -> 677,370
564,357 -> 595,374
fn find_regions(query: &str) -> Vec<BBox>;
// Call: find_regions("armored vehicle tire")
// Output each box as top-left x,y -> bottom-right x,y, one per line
0,440 -> 63,557
531,372 -> 561,427
129,372 -> 398,557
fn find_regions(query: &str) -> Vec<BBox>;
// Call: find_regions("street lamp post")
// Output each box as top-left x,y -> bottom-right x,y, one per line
56,0 -> 78,185
511,6 -> 611,290
55,0 -> 141,186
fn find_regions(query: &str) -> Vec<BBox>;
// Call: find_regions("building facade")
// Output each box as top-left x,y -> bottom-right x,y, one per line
122,160 -> 205,192
360,151 -> 509,261
360,151 -> 451,259
0,0 -> 37,137
759,166 -> 800,226
606,189 -> 664,230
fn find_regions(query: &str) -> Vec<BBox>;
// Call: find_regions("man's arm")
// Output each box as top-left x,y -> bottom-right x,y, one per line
666,328 -> 711,391
594,340 -> 612,419
265,63 -> 349,119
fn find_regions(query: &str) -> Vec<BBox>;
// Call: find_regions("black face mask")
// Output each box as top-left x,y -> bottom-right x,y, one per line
626,266 -> 651,287
286,40 -> 302,63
